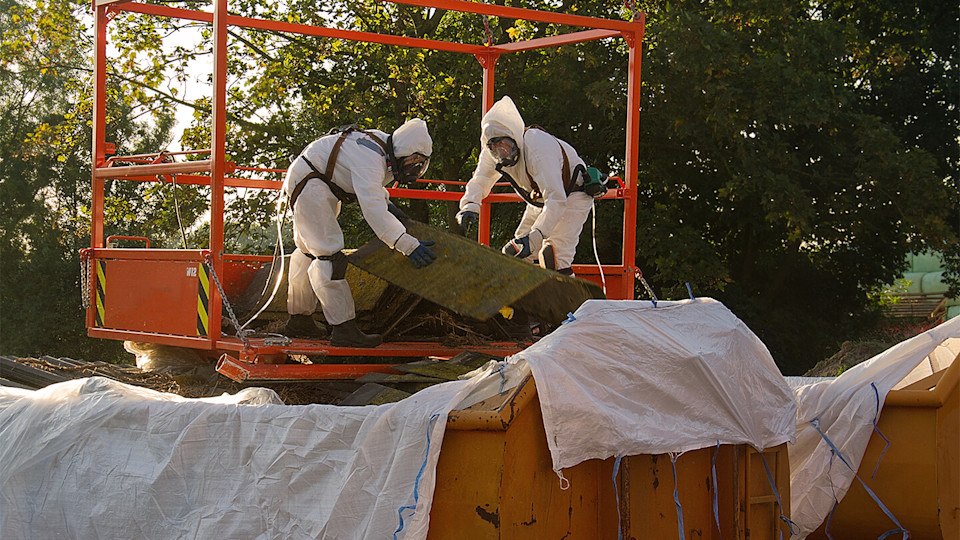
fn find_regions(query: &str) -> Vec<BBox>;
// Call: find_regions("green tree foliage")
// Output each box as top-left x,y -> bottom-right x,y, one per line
0,0 -> 195,360
1,0 -> 956,373
633,0 -> 957,371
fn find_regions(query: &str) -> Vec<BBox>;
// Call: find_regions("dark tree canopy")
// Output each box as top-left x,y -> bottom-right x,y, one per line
1,0 -> 956,373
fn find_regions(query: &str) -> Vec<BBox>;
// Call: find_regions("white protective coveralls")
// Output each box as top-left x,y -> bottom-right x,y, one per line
283,119 -> 431,325
458,96 -> 595,271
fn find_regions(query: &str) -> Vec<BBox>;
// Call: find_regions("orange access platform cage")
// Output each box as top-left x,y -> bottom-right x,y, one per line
81,0 -> 646,381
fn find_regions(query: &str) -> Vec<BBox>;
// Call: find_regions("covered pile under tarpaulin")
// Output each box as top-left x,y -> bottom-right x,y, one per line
0,298 -> 797,538
785,316 -> 960,539
499,298 -> 798,471
0,375 -> 491,539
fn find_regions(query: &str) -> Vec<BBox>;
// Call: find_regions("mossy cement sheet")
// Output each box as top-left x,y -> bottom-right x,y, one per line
348,220 -> 604,325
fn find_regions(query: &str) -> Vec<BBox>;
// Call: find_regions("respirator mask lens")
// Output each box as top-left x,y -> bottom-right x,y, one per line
397,153 -> 429,183
487,137 -> 519,167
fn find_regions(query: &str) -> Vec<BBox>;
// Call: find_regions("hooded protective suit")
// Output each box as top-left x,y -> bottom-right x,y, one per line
458,96 -> 594,272
283,118 -> 432,325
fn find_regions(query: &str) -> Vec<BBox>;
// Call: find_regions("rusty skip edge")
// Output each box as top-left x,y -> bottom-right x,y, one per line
446,375 -> 535,431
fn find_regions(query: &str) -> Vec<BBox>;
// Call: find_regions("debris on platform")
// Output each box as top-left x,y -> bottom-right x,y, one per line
340,352 -> 503,405
348,221 -> 604,325
233,222 -> 603,342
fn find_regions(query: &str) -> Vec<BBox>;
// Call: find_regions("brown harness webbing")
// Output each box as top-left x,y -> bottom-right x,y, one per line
289,129 -> 388,209
521,125 -> 578,202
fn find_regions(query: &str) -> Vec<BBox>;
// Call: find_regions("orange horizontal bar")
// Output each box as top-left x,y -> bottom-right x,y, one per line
89,248 -> 207,260
494,28 -> 621,52
88,327 -> 217,349
118,2 -> 213,23
384,0 -> 641,32
570,264 -> 628,275
117,2 -> 636,53
228,13 -> 486,54
388,187 -> 463,201
216,355 -> 402,382
94,160 -> 216,179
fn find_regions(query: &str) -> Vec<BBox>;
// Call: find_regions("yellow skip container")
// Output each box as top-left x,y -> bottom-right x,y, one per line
429,376 -> 792,539
809,346 -> 959,540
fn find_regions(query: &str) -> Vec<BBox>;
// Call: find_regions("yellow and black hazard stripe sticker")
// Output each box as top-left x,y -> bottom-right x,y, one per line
95,261 -> 106,327
196,263 -> 210,336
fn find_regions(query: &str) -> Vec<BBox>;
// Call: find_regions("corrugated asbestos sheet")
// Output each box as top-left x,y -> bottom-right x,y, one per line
348,221 -> 604,324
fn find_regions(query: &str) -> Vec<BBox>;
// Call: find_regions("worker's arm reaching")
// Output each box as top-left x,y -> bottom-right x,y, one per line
456,149 -> 501,227
352,166 -> 436,267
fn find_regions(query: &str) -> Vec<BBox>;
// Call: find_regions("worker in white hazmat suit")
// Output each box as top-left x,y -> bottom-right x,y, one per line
282,119 -> 436,347
456,96 -> 606,275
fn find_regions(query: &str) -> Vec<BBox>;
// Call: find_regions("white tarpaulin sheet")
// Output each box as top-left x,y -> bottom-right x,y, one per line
510,298 -> 798,472
786,317 -> 960,539
0,371 -> 493,540
0,298 -> 802,538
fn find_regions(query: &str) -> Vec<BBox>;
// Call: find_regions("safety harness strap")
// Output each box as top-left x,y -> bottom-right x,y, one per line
523,125 -> 582,199
290,129 -> 389,208
302,250 -> 349,280
496,164 -> 545,208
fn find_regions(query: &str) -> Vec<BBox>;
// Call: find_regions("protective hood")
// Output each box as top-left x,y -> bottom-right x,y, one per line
391,118 -> 432,158
480,96 -> 525,150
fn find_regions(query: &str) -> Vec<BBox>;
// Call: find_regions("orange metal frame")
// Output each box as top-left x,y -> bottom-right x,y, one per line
86,0 -> 645,380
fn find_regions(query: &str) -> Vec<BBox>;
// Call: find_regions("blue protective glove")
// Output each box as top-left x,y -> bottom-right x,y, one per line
387,202 -> 409,222
502,235 -> 532,259
456,210 -> 478,229
408,240 -> 436,268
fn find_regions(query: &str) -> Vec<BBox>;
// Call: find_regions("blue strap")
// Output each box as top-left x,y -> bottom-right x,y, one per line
493,363 -> 507,393
758,451 -> 799,539
868,383 -> 891,478
711,443 -> 722,539
562,312 -> 576,324
686,282 -> 694,300
824,499 -> 839,540
613,454 -> 623,540
809,418 -> 909,539
671,453 -> 685,540
393,413 -> 441,539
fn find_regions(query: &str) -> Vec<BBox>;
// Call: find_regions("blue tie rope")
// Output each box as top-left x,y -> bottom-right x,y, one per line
868,383 -> 891,478
758,451 -> 799,539
809,418 -> 909,539
613,454 -> 623,540
671,453 -> 685,540
711,443 -> 722,539
394,413 -> 441,539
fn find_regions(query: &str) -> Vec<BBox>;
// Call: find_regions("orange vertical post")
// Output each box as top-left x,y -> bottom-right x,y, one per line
208,0 -> 228,344
476,52 -> 499,247
89,2 -> 109,330
91,2 -> 107,250
622,19 -> 645,300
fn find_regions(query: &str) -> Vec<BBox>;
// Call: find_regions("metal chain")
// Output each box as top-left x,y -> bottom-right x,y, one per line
204,256 -> 250,348
635,268 -> 659,305
80,253 -> 91,310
